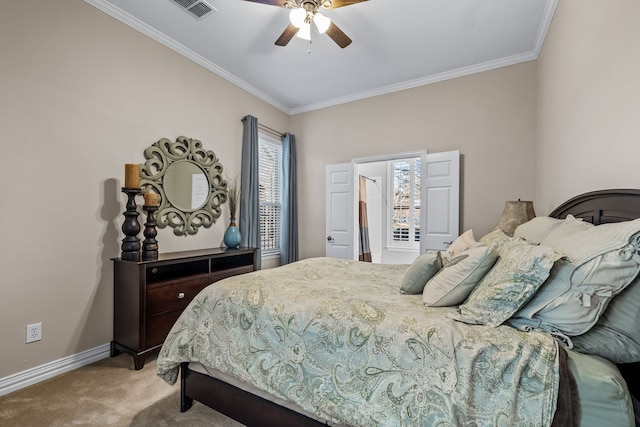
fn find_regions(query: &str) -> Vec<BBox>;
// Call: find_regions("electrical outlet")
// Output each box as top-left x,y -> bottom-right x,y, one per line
26,322 -> 42,343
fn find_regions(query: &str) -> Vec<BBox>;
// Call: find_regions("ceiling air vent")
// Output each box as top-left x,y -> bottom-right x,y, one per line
171,0 -> 216,19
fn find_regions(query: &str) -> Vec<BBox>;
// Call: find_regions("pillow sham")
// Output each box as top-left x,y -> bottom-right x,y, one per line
478,229 -> 514,255
514,216 -> 563,244
509,219 -> 640,336
539,214 -> 594,247
571,274 -> 640,363
399,251 -> 442,295
423,245 -> 497,307
446,229 -> 476,257
449,241 -> 561,327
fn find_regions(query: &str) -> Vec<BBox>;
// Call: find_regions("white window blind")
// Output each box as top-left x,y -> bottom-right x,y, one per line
388,158 -> 421,249
259,136 -> 282,255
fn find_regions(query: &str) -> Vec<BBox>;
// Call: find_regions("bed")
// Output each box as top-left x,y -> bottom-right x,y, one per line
156,189 -> 640,426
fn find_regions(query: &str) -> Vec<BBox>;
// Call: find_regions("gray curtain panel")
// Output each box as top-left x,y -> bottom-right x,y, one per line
240,115 -> 261,269
280,133 -> 299,265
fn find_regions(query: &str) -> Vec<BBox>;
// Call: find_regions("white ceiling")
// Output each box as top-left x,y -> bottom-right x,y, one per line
85,0 -> 558,114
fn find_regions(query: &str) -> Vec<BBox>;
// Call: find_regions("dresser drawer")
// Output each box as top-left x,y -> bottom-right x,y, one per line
146,275 -> 211,315
146,310 -> 182,348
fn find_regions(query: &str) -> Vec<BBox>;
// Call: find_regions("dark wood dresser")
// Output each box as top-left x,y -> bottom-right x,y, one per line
111,247 -> 257,369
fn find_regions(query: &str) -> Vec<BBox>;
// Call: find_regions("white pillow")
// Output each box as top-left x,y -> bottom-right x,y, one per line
423,245 -> 497,307
540,215 -> 594,247
514,216 -> 563,244
446,229 -> 476,257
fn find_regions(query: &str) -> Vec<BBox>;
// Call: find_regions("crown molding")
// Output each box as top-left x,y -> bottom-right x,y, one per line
288,51 -> 538,115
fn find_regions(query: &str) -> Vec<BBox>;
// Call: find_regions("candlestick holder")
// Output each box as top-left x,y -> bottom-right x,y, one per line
142,205 -> 159,260
121,187 -> 142,261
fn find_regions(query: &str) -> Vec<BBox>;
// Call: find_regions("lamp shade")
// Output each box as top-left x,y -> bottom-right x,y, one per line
496,200 -> 536,236
313,12 -> 331,33
296,21 -> 311,40
289,8 -> 306,28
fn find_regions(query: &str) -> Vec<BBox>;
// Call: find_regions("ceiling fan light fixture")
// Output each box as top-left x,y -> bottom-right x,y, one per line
313,12 -> 331,34
296,21 -> 312,40
289,7 -> 306,28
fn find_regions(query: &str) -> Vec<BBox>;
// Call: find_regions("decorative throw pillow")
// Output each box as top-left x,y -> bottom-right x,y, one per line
514,216 -> 563,244
423,245 -> 497,307
540,214 -> 594,247
448,241 -> 562,327
479,229 -> 514,255
509,219 -> 640,336
572,275 -> 640,363
446,229 -> 477,257
399,251 -> 442,294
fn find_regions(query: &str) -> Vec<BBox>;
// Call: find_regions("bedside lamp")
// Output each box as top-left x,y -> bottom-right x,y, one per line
496,200 -> 536,236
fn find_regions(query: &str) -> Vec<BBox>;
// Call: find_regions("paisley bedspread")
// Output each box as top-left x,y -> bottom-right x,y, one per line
157,257 -> 561,426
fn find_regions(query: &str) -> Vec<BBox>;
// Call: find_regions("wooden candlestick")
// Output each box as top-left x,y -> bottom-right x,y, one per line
121,187 -> 142,261
142,205 -> 159,260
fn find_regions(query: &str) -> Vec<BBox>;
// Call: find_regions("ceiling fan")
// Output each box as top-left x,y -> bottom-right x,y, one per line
243,0 -> 367,48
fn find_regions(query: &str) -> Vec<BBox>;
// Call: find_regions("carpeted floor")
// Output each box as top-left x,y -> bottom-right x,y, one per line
0,354 -> 244,426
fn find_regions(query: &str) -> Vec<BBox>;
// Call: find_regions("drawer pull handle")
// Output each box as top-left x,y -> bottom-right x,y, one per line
177,292 -> 185,299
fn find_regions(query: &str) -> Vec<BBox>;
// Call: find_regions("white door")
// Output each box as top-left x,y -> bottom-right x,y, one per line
420,150 -> 460,253
325,163 -> 356,259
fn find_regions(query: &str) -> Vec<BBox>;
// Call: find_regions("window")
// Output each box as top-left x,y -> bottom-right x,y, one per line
388,157 -> 420,249
259,134 -> 282,256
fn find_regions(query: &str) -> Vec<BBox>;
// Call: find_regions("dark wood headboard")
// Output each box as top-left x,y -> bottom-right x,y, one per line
549,189 -> 640,403
549,189 -> 640,225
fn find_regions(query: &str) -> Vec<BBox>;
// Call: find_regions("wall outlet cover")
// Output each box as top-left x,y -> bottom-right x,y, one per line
26,323 -> 42,343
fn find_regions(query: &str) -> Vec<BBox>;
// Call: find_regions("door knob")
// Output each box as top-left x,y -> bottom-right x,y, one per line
327,236 -> 334,242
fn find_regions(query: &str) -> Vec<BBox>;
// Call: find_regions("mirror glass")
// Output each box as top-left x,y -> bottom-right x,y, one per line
140,136 -> 227,236
164,161 -> 209,211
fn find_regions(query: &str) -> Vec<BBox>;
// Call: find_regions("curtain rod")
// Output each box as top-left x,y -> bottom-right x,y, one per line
259,123 -> 284,138
240,117 -> 284,138
359,175 -> 377,183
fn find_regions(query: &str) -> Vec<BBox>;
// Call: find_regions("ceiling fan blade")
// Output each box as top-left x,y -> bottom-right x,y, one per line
325,22 -> 352,48
275,23 -> 299,46
324,0 -> 367,10
242,0 -> 288,7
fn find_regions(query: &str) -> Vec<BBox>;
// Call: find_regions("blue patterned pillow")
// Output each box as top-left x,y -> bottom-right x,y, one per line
449,241 -> 562,327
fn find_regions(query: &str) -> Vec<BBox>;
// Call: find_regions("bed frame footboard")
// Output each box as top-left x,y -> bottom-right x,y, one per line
180,362 -> 325,426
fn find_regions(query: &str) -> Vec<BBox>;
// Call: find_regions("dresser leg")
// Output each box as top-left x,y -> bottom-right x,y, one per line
133,354 -> 146,370
110,341 -> 121,357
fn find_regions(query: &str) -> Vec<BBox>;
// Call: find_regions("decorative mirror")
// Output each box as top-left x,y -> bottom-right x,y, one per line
140,136 -> 227,236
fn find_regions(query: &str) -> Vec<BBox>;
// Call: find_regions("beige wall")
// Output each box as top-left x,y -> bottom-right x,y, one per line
0,0 -> 288,378
291,62 -> 538,259
536,0 -> 640,213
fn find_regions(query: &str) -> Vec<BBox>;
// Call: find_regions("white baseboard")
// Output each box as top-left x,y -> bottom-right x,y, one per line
0,343 -> 111,397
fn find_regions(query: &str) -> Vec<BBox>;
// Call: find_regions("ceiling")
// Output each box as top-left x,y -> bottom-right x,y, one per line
85,0 -> 558,115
